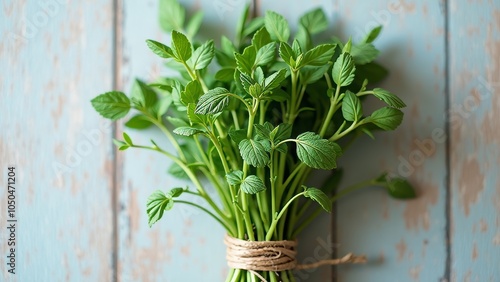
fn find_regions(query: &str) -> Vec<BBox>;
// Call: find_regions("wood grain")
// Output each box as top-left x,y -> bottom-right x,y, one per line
334,0 -> 448,281
449,1 -> 500,281
0,0 -> 114,281
1,0 -> 498,281
115,0 -> 250,281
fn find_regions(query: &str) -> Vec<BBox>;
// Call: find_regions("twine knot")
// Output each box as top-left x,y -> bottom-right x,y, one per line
224,234 -> 367,274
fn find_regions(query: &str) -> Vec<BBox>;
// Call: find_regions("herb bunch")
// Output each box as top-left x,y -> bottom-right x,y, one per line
91,1 -> 415,281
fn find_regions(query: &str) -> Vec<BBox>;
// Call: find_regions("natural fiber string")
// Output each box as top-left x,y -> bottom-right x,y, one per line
224,235 -> 367,273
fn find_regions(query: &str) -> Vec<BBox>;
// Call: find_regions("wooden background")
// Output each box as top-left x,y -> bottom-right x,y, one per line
1,0 -> 499,281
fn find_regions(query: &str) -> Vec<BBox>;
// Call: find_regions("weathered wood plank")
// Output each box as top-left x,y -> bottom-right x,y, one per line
334,1 -> 448,281
449,1 -> 500,281
0,0 -> 114,281
116,1 -> 250,281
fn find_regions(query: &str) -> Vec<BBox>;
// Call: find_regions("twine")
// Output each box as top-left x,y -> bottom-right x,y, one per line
224,235 -> 367,274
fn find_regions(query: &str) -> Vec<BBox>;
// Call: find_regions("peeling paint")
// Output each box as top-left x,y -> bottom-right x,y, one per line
472,242 -> 478,260
396,239 -> 407,261
403,180 -> 439,230
459,158 -> 484,216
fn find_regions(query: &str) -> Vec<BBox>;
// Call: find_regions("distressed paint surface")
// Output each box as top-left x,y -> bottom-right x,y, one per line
116,0 -> 248,281
449,1 -> 500,281
0,0 -> 114,281
334,1 -> 448,281
1,0 -> 499,281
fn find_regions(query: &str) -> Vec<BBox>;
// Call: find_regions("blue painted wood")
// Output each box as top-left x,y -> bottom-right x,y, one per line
334,1 -> 448,281
449,1 -> 500,281
0,0 -> 114,281
1,0 -> 498,281
116,0 -> 250,281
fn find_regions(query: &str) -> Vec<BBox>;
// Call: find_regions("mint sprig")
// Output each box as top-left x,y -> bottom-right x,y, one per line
91,2 -> 416,280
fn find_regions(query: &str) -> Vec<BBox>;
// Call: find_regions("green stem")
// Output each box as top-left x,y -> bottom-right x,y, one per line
288,70 -> 299,123
131,144 -> 235,233
329,120 -> 365,141
292,178 -> 378,237
144,116 -> 187,162
266,192 -> 306,241
231,110 -> 240,130
175,200 -> 234,233
318,80 -> 341,137
294,84 -> 307,113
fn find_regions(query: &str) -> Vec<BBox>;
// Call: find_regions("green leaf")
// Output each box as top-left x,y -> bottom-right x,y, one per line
187,103 -> 208,125
195,87 -> 230,114
360,126 -> 375,139
298,44 -> 336,67
295,132 -> 338,170
168,163 -> 189,179
299,63 -> 331,85
263,69 -> 287,92
367,107 -> 404,130
271,123 -> 292,153
356,62 -> 389,84
149,83 -> 173,92
279,42 -> 296,67
295,25 -> 311,52
122,132 -> 133,145
186,11 -> 204,39
171,30 -> 192,62
299,8 -> 328,35
229,129 -> 247,145
235,45 -> 256,75
131,79 -> 158,108
332,52 -> 356,87
342,38 -> 352,53
351,43 -> 380,65
166,116 -> 189,127
118,145 -> 129,151
173,126 -> 204,136
252,27 -> 272,50
91,91 -> 131,120
292,39 -> 302,57
271,123 -> 292,142
168,187 -> 185,198
221,36 -> 237,55
146,39 -> 175,59
215,68 -> 235,82
386,178 -> 417,199
254,42 -> 276,67
240,175 -> 266,194
248,84 -> 263,98
266,88 -> 290,102
239,139 -> 270,167
254,123 -> 273,139
113,139 -> 126,147
226,170 -> 244,186
189,40 -> 214,70
181,80 -> 203,105
159,0 -> 185,32
304,187 -> 332,212
243,17 -> 266,37
240,71 -> 256,94
254,67 -> 265,84
235,3 -> 250,43
362,25 -> 382,44
146,190 -> 174,227
342,90 -> 363,121
372,88 -> 406,108
265,11 -> 290,42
